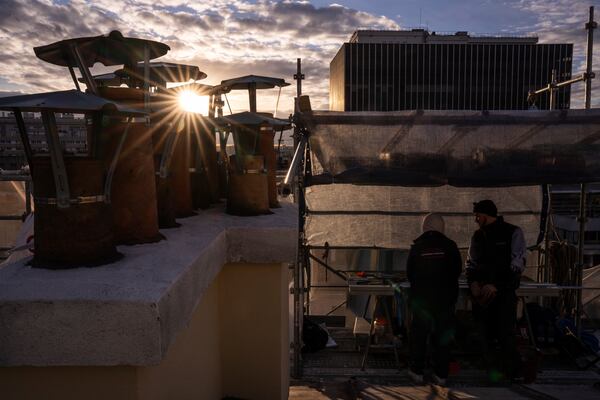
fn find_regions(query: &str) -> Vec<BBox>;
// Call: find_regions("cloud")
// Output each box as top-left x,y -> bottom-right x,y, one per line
0,0 -> 400,113
510,0 -> 599,108
1,0 -> 594,111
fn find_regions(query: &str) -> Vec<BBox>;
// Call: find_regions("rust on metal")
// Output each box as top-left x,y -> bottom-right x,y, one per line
169,128 -> 195,218
227,155 -> 271,216
190,130 -> 213,210
0,89 -> 148,267
258,123 -> 279,208
189,114 -> 219,205
215,112 -> 290,213
31,157 -> 120,268
99,110 -> 162,244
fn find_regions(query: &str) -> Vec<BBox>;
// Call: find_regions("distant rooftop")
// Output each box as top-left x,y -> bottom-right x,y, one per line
349,29 -> 539,44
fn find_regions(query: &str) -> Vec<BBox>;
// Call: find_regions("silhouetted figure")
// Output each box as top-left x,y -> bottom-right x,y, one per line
407,213 -> 462,385
467,199 -> 526,381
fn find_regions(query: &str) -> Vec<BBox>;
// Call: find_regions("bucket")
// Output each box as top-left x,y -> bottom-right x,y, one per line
226,155 -> 270,216
31,157 -> 120,268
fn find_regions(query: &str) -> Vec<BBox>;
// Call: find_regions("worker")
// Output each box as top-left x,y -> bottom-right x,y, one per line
467,199 -> 526,382
407,213 -> 462,385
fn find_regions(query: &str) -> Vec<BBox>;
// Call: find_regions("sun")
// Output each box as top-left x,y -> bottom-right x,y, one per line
178,90 -> 209,114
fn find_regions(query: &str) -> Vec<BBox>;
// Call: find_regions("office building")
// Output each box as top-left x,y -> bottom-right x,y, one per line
330,30 -> 573,111
0,113 -> 87,170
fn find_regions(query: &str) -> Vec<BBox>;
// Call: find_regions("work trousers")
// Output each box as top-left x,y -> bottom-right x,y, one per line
409,305 -> 455,378
473,290 -> 521,379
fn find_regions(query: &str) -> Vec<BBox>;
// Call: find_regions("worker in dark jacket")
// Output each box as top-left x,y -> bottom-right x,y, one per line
407,213 -> 462,385
467,199 -> 526,381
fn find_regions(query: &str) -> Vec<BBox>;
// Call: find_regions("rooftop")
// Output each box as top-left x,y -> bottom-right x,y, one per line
0,203 -> 297,366
349,29 -> 539,44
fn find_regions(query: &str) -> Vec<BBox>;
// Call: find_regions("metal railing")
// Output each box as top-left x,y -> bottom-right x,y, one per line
0,170 -> 32,260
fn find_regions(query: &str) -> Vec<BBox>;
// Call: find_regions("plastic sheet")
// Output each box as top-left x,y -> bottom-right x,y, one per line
305,184 -> 542,249
302,110 -> 600,187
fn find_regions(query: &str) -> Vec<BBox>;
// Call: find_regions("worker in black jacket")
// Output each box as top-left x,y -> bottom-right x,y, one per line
467,199 -> 526,381
407,213 -> 462,385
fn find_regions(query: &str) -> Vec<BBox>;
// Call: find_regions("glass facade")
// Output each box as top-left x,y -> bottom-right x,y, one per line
330,42 -> 573,111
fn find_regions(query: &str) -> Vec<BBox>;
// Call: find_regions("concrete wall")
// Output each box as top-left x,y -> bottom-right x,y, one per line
0,261 -> 289,400
219,263 -> 289,400
137,278 -> 222,400
0,366 -> 137,400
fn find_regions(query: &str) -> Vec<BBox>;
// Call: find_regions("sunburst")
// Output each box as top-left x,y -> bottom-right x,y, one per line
178,90 -> 209,115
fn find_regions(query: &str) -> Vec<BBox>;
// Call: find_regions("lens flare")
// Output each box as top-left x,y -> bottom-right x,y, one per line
178,90 -> 208,114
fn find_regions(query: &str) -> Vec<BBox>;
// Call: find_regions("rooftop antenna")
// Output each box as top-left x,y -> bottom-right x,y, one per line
584,5 -> 596,109
419,8 -> 422,28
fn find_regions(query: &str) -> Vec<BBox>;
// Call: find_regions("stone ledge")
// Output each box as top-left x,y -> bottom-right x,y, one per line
0,203 -> 298,366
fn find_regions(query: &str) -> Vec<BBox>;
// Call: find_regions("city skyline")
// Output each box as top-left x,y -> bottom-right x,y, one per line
0,0 -> 597,118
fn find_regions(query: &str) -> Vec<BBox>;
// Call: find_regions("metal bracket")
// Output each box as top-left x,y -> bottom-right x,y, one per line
284,135 -> 307,185
35,195 -> 105,205
68,66 -> 81,91
41,111 -> 71,209
13,109 -> 34,170
70,43 -> 97,95
143,44 -> 151,125
308,253 -> 348,282
104,118 -> 131,203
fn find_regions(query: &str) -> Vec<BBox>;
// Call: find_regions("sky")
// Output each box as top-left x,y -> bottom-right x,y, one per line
0,0 -> 598,122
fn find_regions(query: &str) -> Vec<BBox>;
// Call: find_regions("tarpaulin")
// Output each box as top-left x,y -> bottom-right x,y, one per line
305,184 -> 543,249
302,110 -> 600,187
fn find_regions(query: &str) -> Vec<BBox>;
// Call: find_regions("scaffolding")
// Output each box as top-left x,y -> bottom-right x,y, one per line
291,108 -> 600,375
289,8 -> 599,378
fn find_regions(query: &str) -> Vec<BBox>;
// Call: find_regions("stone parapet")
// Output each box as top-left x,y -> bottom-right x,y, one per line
0,203 -> 297,366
